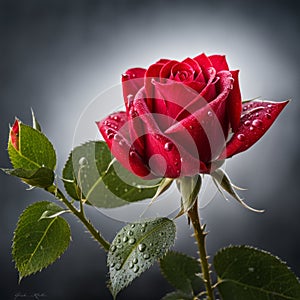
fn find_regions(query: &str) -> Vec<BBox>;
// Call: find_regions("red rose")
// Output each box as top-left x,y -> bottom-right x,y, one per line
97,53 -> 288,179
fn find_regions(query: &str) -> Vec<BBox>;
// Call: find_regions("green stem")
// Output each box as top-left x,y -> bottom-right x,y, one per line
188,198 -> 214,300
46,185 -> 110,251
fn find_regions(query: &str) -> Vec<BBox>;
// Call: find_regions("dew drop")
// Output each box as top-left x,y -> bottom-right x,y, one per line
117,238 -> 121,243
133,265 -> 140,273
133,258 -> 138,264
207,110 -> 212,117
129,238 -> 136,244
113,115 -> 120,121
110,262 -> 115,268
127,230 -> 134,236
123,236 -> 128,242
189,125 -> 193,130
129,262 -> 134,269
131,224 -> 135,228
124,188 -> 128,192
244,120 -> 251,126
40,246 -> 43,250
119,140 -> 125,146
267,104 -> 273,108
117,244 -> 123,249
243,106 -> 248,111
249,126 -> 254,131
252,119 -> 262,128
115,263 -> 121,271
138,243 -> 146,252
164,142 -> 173,151
143,253 -> 150,260
111,245 -> 116,252
141,224 -> 147,228
107,133 -> 115,139
79,157 -> 88,166
113,134 -> 121,141
159,232 -> 164,236
248,267 -> 255,272
129,151 -> 136,158
237,134 -> 245,141
140,228 -> 145,233
266,113 -> 271,119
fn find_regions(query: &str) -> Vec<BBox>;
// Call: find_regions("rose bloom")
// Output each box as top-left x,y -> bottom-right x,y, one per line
97,53 -> 287,179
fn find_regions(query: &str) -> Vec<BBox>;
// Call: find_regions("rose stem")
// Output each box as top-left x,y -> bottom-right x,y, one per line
46,185 -> 110,251
188,198 -> 214,300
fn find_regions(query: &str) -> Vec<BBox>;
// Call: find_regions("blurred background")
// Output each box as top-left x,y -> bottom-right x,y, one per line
1,0 -> 299,299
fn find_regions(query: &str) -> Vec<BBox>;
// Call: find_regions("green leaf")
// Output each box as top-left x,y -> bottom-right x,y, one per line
2,167 -> 54,188
62,141 -> 161,208
160,251 -> 203,295
161,291 -> 193,300
8,123 -> 56,170
12,201 -> 71,280
214,245 -> 300,300
107,217 -> 176,298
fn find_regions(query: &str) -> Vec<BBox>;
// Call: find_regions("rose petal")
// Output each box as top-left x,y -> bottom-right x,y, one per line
10,119 -> 20,150
208,55 -> 229,72
193,53 -> 213,79
152,80 -> 199,121
122,68 -> 146,110
219,100 -> 289,159
132,90 -> 207,177
227,70 -> 242,132
165,71 -> 233,162
97,111 -> 152,178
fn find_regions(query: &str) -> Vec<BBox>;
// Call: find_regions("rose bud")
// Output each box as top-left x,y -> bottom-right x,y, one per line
97,53 -> 288,179
10,119 -> 20,150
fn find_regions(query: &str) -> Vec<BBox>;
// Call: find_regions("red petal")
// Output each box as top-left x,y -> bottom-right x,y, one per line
122,68 -> 146,110
227,70 -> 242,132
165,71 -> 233,162
96,111 -> 153,178
208,55 -> 229,72
132,90 -> 207,177
219,100 -> 289,159
10,119 -> 20,150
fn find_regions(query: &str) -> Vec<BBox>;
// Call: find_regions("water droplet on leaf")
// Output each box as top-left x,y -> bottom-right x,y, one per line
133,265 -> 139,273
129,238 -> 136,244
138,243 -> 146,252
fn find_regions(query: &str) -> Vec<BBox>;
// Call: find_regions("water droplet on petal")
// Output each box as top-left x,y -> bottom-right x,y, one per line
237,134 -> 245,141
113,115 -> 120,121
164,142 -> 173,151
189,125 -> 193,130
107,133 -> 114,139
244,120 -> 251,126
267,104 -> 273,108
138,243 -> 146,252
207,110 -> 212,117
129,238 -> 136,244
249,126 -> 254,131
266,113 -> 271,119
133,265 -> 139,273
252,119 -> 262,128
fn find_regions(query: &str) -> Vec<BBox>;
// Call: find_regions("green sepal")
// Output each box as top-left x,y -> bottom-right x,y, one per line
8,122 -> 56,170
176,175 -> 202,217
2,167 -> 54,188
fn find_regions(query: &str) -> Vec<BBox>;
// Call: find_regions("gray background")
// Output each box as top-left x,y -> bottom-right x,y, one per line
1,0 -> 299,299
